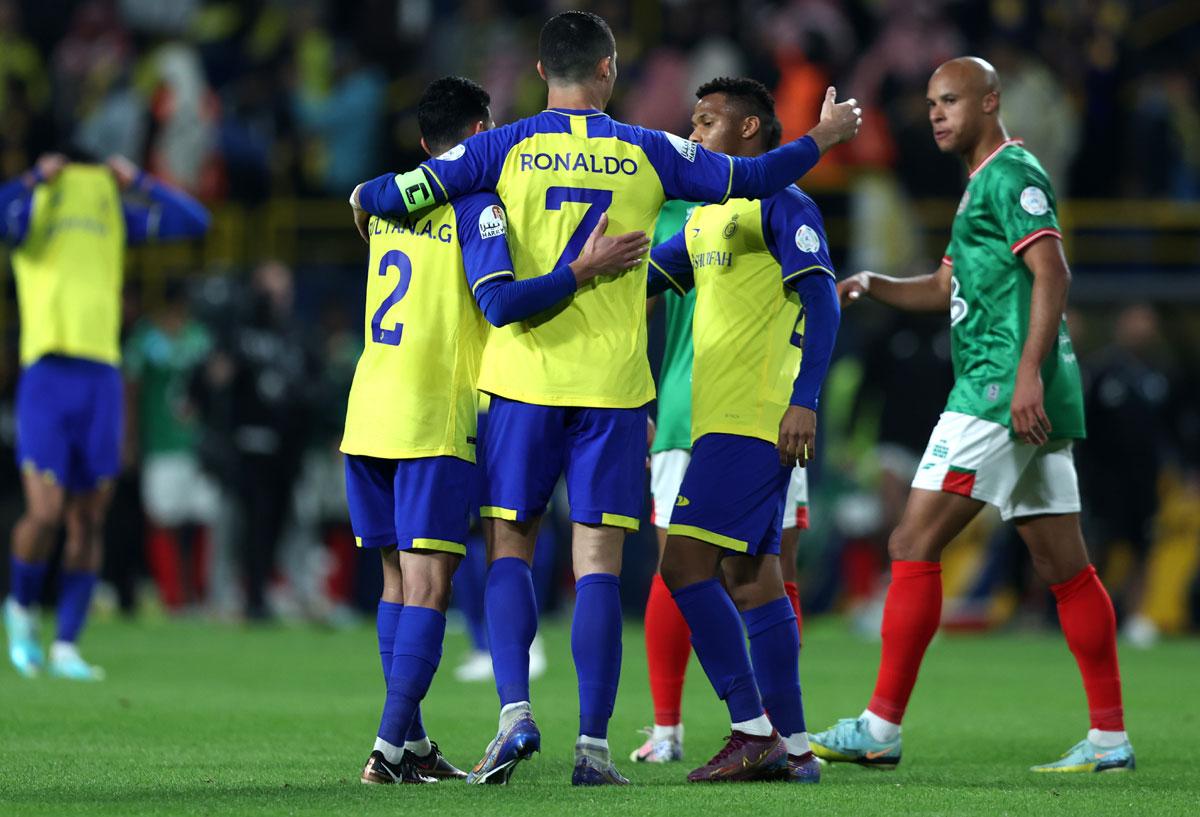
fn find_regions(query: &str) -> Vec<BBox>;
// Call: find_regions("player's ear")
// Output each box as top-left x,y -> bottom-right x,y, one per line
982,90 -> 1000,115
742,115 -> 761,142
536,61 -> 547,81
419,137 -> 431,157
598,55 -> 613,82
470,120 -> 486,137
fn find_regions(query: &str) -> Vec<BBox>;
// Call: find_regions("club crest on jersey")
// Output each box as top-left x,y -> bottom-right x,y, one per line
723,215 -> 739,238
478,205 -> 506,239
437,144 -> 466,161
1020,186 -> 1049,215
795,224 -> 820,253
956,190 -> 971,215
666,132 -> 697,162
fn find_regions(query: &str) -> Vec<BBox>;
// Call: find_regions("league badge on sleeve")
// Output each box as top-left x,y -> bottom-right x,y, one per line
795,224 -> 821,253
478,205 -> 507,239
666,132 -> 698,162
1019,186 -> 1049,216
437,144 -> 466,161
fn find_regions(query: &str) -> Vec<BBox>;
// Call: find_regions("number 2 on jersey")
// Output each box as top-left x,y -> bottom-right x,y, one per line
371,249 -> 412,345
545,187 -> 613,269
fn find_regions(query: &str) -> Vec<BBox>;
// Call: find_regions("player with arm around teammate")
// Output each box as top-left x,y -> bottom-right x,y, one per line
809,57 -> 1133,774
647,76 -> 841,783
3,152 -> 209,680
350,11 -> 861,787
343,76 -> 648,785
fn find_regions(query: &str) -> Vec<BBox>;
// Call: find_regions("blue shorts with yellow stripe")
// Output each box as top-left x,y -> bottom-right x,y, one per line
668,433 -> 792,556
479,395 -> 647,531
344,454 -> 474,555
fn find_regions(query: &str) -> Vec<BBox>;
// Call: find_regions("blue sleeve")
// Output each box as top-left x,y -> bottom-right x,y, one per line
788,274 -> 840,410
647,229 -> 694,297
761,189 -> 836,285
358,128 -> 508,219
0,176 -> 34,245
730,137 -> 821,200
123,176 -> 211,245
455,192 -> 577,327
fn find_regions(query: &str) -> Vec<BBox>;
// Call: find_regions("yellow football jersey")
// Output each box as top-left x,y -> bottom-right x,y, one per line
12,165 -> 125,366
340,191 -> 514,461
649,187 -> 835,444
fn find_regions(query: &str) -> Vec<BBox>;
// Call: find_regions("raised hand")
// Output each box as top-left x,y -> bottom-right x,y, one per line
808,87 -> 863,153
29,153 -> 67,186
569,213 -> 651,285
106,155 -> 141,190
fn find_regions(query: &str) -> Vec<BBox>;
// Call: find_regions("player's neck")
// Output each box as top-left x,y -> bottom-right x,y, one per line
546,84 -> 606,113
963,124 -> 1011,175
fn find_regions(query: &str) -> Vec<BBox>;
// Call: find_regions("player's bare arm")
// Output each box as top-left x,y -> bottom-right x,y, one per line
806,87 -> 863,154
837,261 -> 953,311
1011,235 -> 1071,446
568,212 -> 650,285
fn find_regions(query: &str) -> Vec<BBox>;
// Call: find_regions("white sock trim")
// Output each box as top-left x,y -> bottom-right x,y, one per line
1088,728 -> 1128,748
732,714 -> 774,737
783,732 -> 811,756
404,737 -> 432,756
374,736 -> 404,764
651,723 -> 682,742
578,735 -> 609,751
861,709 -> 900,742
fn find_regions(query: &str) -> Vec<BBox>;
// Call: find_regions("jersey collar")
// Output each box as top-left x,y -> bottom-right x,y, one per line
968,137 -> 1023,179
546,107 -> 605,116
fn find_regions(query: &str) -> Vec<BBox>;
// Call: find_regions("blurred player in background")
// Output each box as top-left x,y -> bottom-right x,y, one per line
1,152 -> 209,680
343,76 -> 648,785
811,57 -> 1134,774
648,77 -> 840,783
351,10 -> 860,786
634,84 -> 813,767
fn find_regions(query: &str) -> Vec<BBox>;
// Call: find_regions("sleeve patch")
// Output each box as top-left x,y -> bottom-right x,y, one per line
1019,186 -> 1049,215
794,224 -> 821,253
393,169 -> 436,210
478,204 -> 507,239
436,144 -> 466,161
665,132 -> 697,163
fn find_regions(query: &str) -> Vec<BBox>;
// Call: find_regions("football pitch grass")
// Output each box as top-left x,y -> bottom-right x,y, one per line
2,615 -> 1196,816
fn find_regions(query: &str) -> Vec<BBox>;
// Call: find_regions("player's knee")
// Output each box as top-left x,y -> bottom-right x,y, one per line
22,505 -> 62,538
887,526 -> 930,562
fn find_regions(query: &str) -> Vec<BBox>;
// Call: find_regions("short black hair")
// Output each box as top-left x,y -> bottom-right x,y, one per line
695,77 -> 783,150
418,76 -> 491,155
539,11 -> 616,84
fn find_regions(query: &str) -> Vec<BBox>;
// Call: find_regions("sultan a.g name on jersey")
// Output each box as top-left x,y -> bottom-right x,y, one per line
367,213 -> 453,243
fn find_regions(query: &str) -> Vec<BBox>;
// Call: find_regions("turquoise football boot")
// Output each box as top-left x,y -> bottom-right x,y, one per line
5,598 -> 44,678
1031,738 -> 1135,773
809,718 -> 901,769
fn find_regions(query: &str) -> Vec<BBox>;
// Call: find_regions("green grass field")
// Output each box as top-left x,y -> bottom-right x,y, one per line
2,614 -> 1196,816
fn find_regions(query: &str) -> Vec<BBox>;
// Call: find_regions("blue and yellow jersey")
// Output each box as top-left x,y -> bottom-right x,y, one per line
386,109 -> 794,408
649,186 -> 835,444
11,165 -> 125,366
340,191 -> 515,462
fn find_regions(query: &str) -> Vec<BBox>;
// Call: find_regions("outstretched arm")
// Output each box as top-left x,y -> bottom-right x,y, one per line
837,260 -> 954,312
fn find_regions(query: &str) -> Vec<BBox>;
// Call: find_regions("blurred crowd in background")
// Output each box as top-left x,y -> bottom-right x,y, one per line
0,0 -> 1198,641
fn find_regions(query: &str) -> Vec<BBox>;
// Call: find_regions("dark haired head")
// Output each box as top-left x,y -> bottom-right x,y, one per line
695,77 -> 783,150
539,11 -> 616,85
418,76 -> 492,156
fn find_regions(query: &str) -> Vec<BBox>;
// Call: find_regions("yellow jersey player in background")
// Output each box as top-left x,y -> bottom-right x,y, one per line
2,151 -> 209,681
350,10 -> 861,786
342,76 -> 648,786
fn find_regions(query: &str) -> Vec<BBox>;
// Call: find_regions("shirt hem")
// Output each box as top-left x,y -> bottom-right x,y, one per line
479,384 -> 654,410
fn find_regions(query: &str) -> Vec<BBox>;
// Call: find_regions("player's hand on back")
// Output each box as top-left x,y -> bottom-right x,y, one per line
569,213 -> 651,285
777,405 -> 817,468
1011,364 -> 1052,446
349,183 -> 371,244
837,272 -> 871,306
106,155 -> 141,190
807,87 -> 862,153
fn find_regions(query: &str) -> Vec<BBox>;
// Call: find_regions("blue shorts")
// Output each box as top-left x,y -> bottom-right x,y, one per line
16,355 -> 123,492
344,454 -> 475,555
480,395 -> 648,531
667,433 -> 792,556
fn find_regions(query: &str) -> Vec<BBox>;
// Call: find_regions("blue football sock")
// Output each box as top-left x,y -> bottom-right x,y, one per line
376,600 -> 402,679
9,556 -> 47,608
486,557 -> 537,706
453,533 -> 489,651
672,578 -> 764,724
377,605 -> 445,748
55,570 -> 98,643
532,524 -> 558,614
572,573 -> 622,739
743,596 -> 805,738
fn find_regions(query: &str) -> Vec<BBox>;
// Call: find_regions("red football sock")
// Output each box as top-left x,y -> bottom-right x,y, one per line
783,581 -> 803,645
1051,565 -> 1125,731
145,526 -> 184,610
645,573 -> 691,726
867,560 -> 942,724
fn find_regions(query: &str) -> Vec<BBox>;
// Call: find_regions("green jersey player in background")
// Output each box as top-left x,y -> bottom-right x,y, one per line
810,57 -> 1133,774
